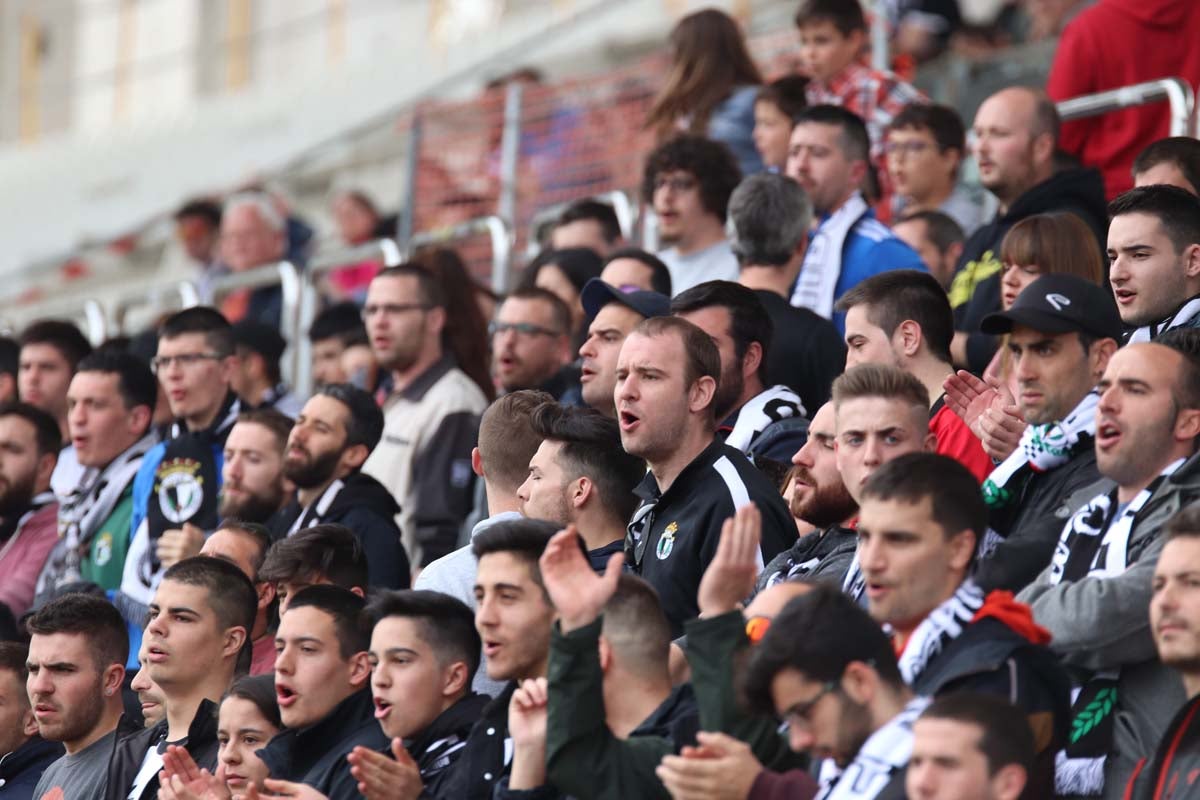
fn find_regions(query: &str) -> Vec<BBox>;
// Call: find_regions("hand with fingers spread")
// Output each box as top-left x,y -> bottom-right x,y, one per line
656,732 -> 763,800
539,525 -> 624,633
508,677 -> 550,790
157,745 -> 230,800
232,778 -> 327,800
347,740 -> 423,800
697,504 -> 762,618
943,370 -> 1003,432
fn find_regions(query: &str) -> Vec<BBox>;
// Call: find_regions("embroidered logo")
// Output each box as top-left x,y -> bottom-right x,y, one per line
656,521 -> 678,560
94,531 -> 113,566
156,458 -> 205,524
1046,292 -> 1071,311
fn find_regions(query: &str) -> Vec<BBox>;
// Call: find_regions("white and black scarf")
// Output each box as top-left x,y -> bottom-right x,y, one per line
723,385 -> 806,456
791,192 -> 870,319
894,580 -> 986,686
1125,296 -> 1200,344
816,696 -> 931,800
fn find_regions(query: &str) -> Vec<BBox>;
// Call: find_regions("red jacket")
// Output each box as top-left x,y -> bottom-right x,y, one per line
1047,0 -> 1200,199
0,501 -> 59,617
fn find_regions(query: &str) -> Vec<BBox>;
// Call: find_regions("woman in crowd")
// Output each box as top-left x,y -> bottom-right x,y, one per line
414,246 -> 497,402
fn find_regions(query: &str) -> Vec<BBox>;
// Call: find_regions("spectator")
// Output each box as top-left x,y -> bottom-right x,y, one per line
907,693 -> 1034,800
278,385 -> 410,590
550,200 -> 625,256
535,533 -> 700,799
362,264 -> 487,567
217,192 -> 290,329
578,279 -> 671,418
517,403 -> 644,569
1046,0 -> 1200,199
0,336 -> 18,404
0,404 -> 59,617
307,302 -> 371,389
1133,137 -> 1200,195
199,520 -> 277,675
857,454 -> 1069,795
786,106 -> 925,329
0,642 -> 62,799
617,316 -> 794,636
19,320 -> 92,497
129,643 -> 165,729
886,104 -> 983,235
28,594 -> 129,800
37,352 -> 156,605
1018,342 -> 1200,796
969,275 -> 1120,593
1109,185 -> 1200,342
491,287 -> 579,403
1125,507 -> 1200,797
258,524 -> 367,613
521,248 -> 606,342
600,248 -> 674,296
646,9 -> 763,177
795,0 -> 923,157
672,281 -> 810,465
757,401 -> 858,590
230,321 -> 303,418
642,136 -> 742,295
260,585 -> 387,800
107,556 -> 256,800
210,675 -> 283,797
728,173 -> 846,416
893,209 -> 965,291
355,590 -> 489,797
328,189 -> 386,301
412,247 -> 497,403
836,270 -> 993,481
752,76 -> 808,172
219,409 -> 292,527
173,199 -> 223,284
952,87 -> 1107,374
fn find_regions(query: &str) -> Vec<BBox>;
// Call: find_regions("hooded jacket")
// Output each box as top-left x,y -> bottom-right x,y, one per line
104,699 -> 220,800
405,692 -> 490,798
0,737 -> 63,800
1047,0 -> 1200,199
756,526 -> 858,593
953,167 -> 1108,373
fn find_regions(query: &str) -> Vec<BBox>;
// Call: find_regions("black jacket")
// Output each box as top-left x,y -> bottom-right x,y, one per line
434,683 -> 516,800
0,737 -> 63,800
1125,694 -> 1200,799
975,447 -> 1102,593
954,167 -> 1108,372
105,699 -> 220,800
406,692 -> 490,798
753,290 -> 846,417
755,526 -> 857,593
627,441 -> 796,637
258,688 -> 388,800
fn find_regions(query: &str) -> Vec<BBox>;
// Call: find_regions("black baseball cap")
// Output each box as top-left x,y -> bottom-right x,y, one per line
581,278 -> 671,321
980,273 -> 1122,341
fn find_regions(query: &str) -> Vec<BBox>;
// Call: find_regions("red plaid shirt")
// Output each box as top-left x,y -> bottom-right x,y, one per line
806,62 -> 926,158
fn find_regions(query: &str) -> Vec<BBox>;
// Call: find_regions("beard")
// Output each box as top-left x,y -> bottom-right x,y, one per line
833,694 -> 874,768
35,677 -> 105,745
0,472 -> 36,518
220,483 -> 286,524
713,368 -> 745,422
790,468 -> 858,529
284,446 -> 343,490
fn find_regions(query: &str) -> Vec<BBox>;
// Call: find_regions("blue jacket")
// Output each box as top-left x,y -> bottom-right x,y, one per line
831,212 -> 927,332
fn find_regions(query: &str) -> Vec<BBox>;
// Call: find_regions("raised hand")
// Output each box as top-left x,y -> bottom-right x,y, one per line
157,522 -> 206,569
347,740 -> 423,800
158,745 -> 229,800
539,525 -> 623,633
656,732 -> 764,800
697,504 -> 761,617
943,370 -> 1000,431
508,678 -> 550,790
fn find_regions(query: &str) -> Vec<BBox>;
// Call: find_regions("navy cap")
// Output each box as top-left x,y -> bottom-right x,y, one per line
581,278 -> 671,321
980,273 -> 1122,341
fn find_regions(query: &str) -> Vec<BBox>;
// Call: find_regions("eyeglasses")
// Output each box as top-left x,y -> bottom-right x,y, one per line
488,321 -> 563,338
151,353 -> 222,372
653,175 -> 698,194
361,303 -> 432,319
781,681 -> 838,731
884,140 -> 936,158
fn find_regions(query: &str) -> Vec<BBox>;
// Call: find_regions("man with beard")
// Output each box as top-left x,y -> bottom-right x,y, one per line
757,401 -> 858,591
361,264 -> 486,568
0,642 -> 63,798
277,384 -> 409,589
220,409 -> 292,527
491,288 -> 579,403
0,403 -> 60,617
28,593 -> 131,800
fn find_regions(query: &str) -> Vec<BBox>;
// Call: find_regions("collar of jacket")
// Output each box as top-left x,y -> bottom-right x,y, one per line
0,736 -> 63,780
394,355 -> 456,403
633,439 -> 723,504
629,683 -> 698,741
405,692 -> 491,763
258,687 -> 376,779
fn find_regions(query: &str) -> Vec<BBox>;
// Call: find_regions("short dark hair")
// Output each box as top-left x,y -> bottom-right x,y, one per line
308,302 -> 368,347
888,104 -> 966,156
26,593 -> 129,671
74,350 -> 157,416
1133,136 -> 1200,195
502,287 -> 572,338
794,105 -> 870,164
918,693 -> 1036,776
0,337 -> 18,380
287,585 -> 370,660
794,0 -> 866,34
367,590 -> 481,678
602,575 -> 671,675
756,75 -> 809,122
1153,336 -> 1200,411
0,642 -> 29,689
471,517 -> 560,596
632,316 -> 721,398
1108,184 -> 1200,254
861,453 -> 986,546
832,363 -> 931,417
602,248 -> 673,296
20,320 -> 93,371
743,586 -> 903,715
313,383 -> 385,453
233,408 -> 293,454
175,199 -> 223,229
225,674 -> 281,730
477,390 -> 554,494
373,264 -> 446,309
161,557 -> 257,672
211,519 -> 273,577
529,402 -> 645,524
259,524 -> 368,590
232,322 -> 287,385
521,249 -> 606,296
557,200 -> 622,244
834,270 -> 954,364
159,307 -> 235,358
0,401 -> 62,457
896,210 -> 965,255
672,280 -> 773,383
641,135 -> 743,224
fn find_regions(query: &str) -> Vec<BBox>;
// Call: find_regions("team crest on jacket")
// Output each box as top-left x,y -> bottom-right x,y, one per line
657,521 -> 678,560
156,458 -> 205,524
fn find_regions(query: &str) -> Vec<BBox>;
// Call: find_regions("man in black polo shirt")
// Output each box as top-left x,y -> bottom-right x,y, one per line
617,316 -> 794,636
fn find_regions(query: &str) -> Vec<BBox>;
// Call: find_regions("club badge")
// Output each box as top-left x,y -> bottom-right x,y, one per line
156,458 -> 205,524
656,521 -> 678,560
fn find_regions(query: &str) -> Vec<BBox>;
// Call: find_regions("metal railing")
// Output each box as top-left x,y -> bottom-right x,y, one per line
1056,77 -> 1195,137
522,190 -> 638,261
403,215 -> 514,293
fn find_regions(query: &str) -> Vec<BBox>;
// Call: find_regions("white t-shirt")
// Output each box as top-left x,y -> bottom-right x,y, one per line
658,240 -> 739,296
127,743 -> 165,800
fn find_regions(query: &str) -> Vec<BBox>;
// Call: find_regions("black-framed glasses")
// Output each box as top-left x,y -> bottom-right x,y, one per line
652,175 -> 698,194
361,303 -> 432,319
781,681 -> 838,731
151,353 -> 222,372
488,321 -> 562,338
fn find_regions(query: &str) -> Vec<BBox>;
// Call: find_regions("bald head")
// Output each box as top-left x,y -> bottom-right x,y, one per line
973,87 -> 1059,208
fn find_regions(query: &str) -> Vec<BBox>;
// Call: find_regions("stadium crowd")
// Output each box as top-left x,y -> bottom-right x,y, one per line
5,0 -> 1200,799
